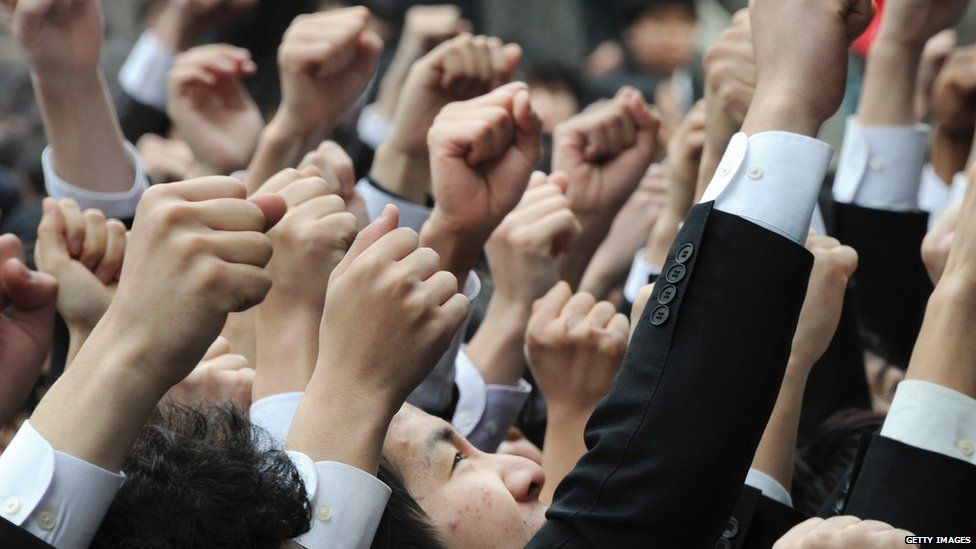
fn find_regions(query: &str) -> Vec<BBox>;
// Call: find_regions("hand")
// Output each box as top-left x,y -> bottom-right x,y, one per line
318,205 -> 469,412
553,87 -> 659,220
773,516 -> 916,549
426,81 -> 543,241
164,336 -> 255,408
34,199 -> 126,349
167,44 -> 263,175
136,134 -> 195,184
915,30 -> 957,121
937,166 -> 976,288
155,0 -> 257,52
0,232 -> 57,424
105,177 -> 285,388
746,0 -> 875,135
875,0 -> 970,49
666,100 -> 706,217
702,9 -> 754,150
932,46 -> 976,138
298,140 -> 368,228
525,282 -> 629,413
255,167 -> 358,316
276,7 -> 383,136
4,0 -> 103,78
401,4 -> 468,53
384,33 -> 522,157
486,171 -> 581,305
790,233 -> 859,370
922,199 -> 961,284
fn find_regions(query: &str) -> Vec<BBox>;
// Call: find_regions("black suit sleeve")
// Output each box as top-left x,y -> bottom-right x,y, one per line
0,517 -> 54,549
117,95 -> 171,144
845,434 -> 976,539
721,486 -> 809,549
527,203 -> 814,548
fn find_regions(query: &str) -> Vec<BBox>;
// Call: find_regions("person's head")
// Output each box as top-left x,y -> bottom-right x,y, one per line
91,403 -> 312,548
620,0 -> 697,74
380,404 -> 547,548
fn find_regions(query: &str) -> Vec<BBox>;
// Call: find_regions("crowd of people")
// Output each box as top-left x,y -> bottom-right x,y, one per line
0,0 -> 975,547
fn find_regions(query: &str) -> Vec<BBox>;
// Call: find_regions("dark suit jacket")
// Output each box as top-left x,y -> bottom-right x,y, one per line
720,487 -> 808,549
528,203 -> 814,548
845,434 -> 976,539
0,517 -> 54,549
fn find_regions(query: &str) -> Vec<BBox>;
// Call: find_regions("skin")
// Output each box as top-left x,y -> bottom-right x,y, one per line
383,405 -> 548,548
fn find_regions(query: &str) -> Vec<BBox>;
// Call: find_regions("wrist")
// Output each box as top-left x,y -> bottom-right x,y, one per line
742,90 -> 823,137
421,211 -> 486,281
547,401 -> 596,428
152,5 -> 197,53
370,143 -> 432,204
32,69 -> 102,98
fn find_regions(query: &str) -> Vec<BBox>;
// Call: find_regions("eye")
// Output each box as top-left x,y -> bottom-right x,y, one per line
452,452 -> 466,471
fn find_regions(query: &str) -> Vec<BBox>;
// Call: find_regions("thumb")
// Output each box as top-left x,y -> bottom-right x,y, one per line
249,193 -> 287,231
1,258 -> 58,342
512,87 -> 543,160
34,197 -> 70,273
332,204 -> 399,279
502,43 -> 522,76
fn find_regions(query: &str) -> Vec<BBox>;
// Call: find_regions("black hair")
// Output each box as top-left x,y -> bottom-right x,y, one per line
792,409 -> 886,516
371,457 -> 446,549
618,0 -> 697,28
91,403 -> 312,548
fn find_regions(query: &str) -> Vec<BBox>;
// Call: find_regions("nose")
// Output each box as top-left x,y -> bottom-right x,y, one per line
497,454 -> 546,502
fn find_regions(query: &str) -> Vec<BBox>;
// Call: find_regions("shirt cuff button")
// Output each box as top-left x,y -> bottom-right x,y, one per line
316,505 -> 333,522
36,510 -> 57,531
958,439 -> 974,457
2,496 -> 21,516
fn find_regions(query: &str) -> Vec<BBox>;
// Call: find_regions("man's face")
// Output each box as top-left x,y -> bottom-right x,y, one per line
384,405 -> 548,548
626,7 -> 697,74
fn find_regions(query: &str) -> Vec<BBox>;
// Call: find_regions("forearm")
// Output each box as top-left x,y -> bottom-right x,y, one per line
29,313 -> 170,471
221,310 -> 257,365
374,41 -> 425,119
750,364 -> 809,490
369,143 -> 431,204
904,280 -> 976,398
466,297 -> 531,386
643,209 -> 682,269
420,214 -> 482,287
857,39 -> 922,127
560,215 -> 612,289
254,307 -> 321,401
540,406 -> 591,504
34,71 -> 135,193
65,325 -> 93,367
286,372 -> 394,475
244,115 -> 318,194
932,126 -> 973,185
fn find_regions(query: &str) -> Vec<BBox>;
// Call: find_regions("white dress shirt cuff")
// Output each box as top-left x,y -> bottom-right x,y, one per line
881,380 -> 976,466
356,104 -> 392,151
745,468 -> 792,507
118,30 -> 174,111
289,457 -> 391,549
0,421 -> 124,549
43,141 -> 150,219
701,132 -> 833,245
355,178 -> 432,232
832,117 -> 929,211
623,249 -> 661,303
250,391 -> 305,449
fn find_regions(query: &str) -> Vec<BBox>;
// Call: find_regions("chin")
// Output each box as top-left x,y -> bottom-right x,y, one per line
521,500 -> 549,535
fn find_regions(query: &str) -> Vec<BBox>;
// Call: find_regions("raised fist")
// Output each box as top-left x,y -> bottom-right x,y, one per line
932,46 -> 976,138
106,177 -> 285,386
427,82 -> 543,239
4,0 -> 103,77
747,0 -> 875,134
702,9 -> 754,145
774,516 -> 916,549
35,199 -> 126,341
165,336 -> 255,408
553,87 -> 659,219
318,206 -> 470,410
298,140 -> 368,228
167,44 -> 263,175
277,7 -> 384,136
385,34 -> 522,156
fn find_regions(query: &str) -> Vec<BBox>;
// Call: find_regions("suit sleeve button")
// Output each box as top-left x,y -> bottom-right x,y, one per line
658,285 -> 677,305
723,517 -> 739,539
650,305 -> 670,326
665,264 -> 686,284
675,243 -> 694,264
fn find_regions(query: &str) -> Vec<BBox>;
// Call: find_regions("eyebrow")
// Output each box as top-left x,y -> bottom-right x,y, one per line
423,426 -> 458,471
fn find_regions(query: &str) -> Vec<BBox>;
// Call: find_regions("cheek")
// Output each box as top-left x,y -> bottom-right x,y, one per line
431,485 -> 528,548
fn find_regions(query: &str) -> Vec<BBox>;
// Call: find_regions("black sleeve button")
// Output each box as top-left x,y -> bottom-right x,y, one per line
650,305 -> 670,326
675,243 -> 694,264
665,264 -> 686,284
658,284 -> 677,305
723,517 -> 739,539
714,538 -> 731,549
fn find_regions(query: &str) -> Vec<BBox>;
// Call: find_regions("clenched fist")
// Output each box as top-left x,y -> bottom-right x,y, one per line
774,516 -> 916,549
276,7 -> 383,136
167,44 -> 263,175
4,0 -> 103,78
106,177 -> 285,386
426,82 -> 543,241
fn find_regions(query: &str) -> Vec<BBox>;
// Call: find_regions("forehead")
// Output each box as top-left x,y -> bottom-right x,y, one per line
384,407 -> 451,480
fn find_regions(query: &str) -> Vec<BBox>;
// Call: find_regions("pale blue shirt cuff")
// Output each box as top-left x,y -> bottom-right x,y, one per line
881,380 -> 976,466
355,177 -> 432,233
453,349 -> 532,452
701,132 -> 834,245
623,249 -> 661,303
356,104 -> 391,151
118,30 -> 174,111
0,421 -> 124,549
745,468 -> 792,507
832,117 -> 929,212
43,141 -> 150,219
